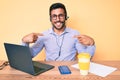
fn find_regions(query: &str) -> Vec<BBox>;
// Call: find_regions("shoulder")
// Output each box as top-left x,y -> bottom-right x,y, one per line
41,28 -> 51,35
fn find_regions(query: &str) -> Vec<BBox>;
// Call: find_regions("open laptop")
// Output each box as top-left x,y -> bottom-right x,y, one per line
4,43 -> 54,76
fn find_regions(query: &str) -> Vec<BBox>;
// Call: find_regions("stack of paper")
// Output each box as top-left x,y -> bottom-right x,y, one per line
71,62 -> 117,77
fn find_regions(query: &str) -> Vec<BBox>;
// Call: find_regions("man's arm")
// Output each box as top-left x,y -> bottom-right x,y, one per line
75,35 -> 96,57
74,35 -> 95,46
22,33 -> 44,57
22,33 -> 43,43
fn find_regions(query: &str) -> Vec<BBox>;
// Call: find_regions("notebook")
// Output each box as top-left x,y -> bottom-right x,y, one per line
4,43 -> 54,76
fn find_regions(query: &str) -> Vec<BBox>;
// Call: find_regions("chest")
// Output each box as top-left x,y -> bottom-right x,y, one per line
43,34 -> 77,49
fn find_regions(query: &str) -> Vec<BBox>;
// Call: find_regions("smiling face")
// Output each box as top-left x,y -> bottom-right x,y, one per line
50,8 -> 66,31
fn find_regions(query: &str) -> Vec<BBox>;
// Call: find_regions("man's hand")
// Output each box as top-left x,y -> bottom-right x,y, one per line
22,33 -> 44,43
74,35 -> 95,46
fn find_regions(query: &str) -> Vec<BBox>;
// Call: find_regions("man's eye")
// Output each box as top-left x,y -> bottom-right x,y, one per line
52,15 -> 57,17
59,14 -> 64,17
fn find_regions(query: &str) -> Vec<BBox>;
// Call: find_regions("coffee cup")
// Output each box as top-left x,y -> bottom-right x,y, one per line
77,53 -> 91,75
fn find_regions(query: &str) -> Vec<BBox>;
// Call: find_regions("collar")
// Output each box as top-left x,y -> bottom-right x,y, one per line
48,27 -> 70,35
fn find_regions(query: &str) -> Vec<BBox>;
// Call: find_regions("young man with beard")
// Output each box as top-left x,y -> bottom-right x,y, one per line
22,3 -> 96,61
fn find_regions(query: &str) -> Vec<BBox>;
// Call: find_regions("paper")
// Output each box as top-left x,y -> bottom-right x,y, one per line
71,62 -> 117,77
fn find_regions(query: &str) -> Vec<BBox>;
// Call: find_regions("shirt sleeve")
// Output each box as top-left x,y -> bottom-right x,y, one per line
21,42 -> 29,46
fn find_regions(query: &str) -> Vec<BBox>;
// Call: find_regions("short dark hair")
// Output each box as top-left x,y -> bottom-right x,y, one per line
49,3 -> 67,20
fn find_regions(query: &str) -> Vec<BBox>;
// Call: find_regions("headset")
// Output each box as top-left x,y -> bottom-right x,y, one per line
66,16 -> 69,20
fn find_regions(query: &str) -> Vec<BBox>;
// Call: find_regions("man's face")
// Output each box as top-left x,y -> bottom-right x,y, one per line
50,8 -> 66,30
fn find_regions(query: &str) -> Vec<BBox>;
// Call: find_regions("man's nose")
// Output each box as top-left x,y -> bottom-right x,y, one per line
56,16 -> 60,21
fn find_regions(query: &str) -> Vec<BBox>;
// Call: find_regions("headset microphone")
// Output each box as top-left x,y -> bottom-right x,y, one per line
66,16 -> 69,20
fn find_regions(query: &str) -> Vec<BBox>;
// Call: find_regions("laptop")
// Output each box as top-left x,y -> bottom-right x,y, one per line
4,43 -> 54,76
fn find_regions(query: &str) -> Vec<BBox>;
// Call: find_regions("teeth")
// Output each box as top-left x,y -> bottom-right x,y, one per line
56,22 -> 61,26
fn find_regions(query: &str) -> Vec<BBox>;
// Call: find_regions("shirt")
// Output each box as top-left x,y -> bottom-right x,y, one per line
22,27 -> 96,61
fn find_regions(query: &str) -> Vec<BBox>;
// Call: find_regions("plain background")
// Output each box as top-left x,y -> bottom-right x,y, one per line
0,0 -> 120,61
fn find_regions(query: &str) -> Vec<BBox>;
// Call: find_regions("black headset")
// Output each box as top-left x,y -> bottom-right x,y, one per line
66,16 -> 69,20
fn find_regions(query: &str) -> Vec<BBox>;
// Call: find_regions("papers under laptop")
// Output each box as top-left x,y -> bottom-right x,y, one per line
4,43 -> 54,76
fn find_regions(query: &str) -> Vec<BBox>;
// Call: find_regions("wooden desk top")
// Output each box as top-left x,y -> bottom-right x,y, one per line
0,61 -> 120,80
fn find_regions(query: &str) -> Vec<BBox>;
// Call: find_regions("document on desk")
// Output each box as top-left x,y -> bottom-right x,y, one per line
71,62 -> 117,77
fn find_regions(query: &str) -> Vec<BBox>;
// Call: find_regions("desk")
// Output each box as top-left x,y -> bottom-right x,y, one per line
0,61 -> 120,80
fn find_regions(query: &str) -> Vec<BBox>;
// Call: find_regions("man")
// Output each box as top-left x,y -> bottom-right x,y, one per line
22,3 -> 95,61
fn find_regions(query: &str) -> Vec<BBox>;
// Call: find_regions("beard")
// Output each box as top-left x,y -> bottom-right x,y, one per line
52,21 -> 66,30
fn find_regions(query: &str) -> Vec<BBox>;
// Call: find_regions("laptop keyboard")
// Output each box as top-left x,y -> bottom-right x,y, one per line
32,61 -> 54,74
33,66 -> 45,73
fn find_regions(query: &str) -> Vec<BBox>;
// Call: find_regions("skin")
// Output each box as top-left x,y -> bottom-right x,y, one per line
50,8 -> 66,34
22,8 -> 95,46
22,33 -> 43,43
